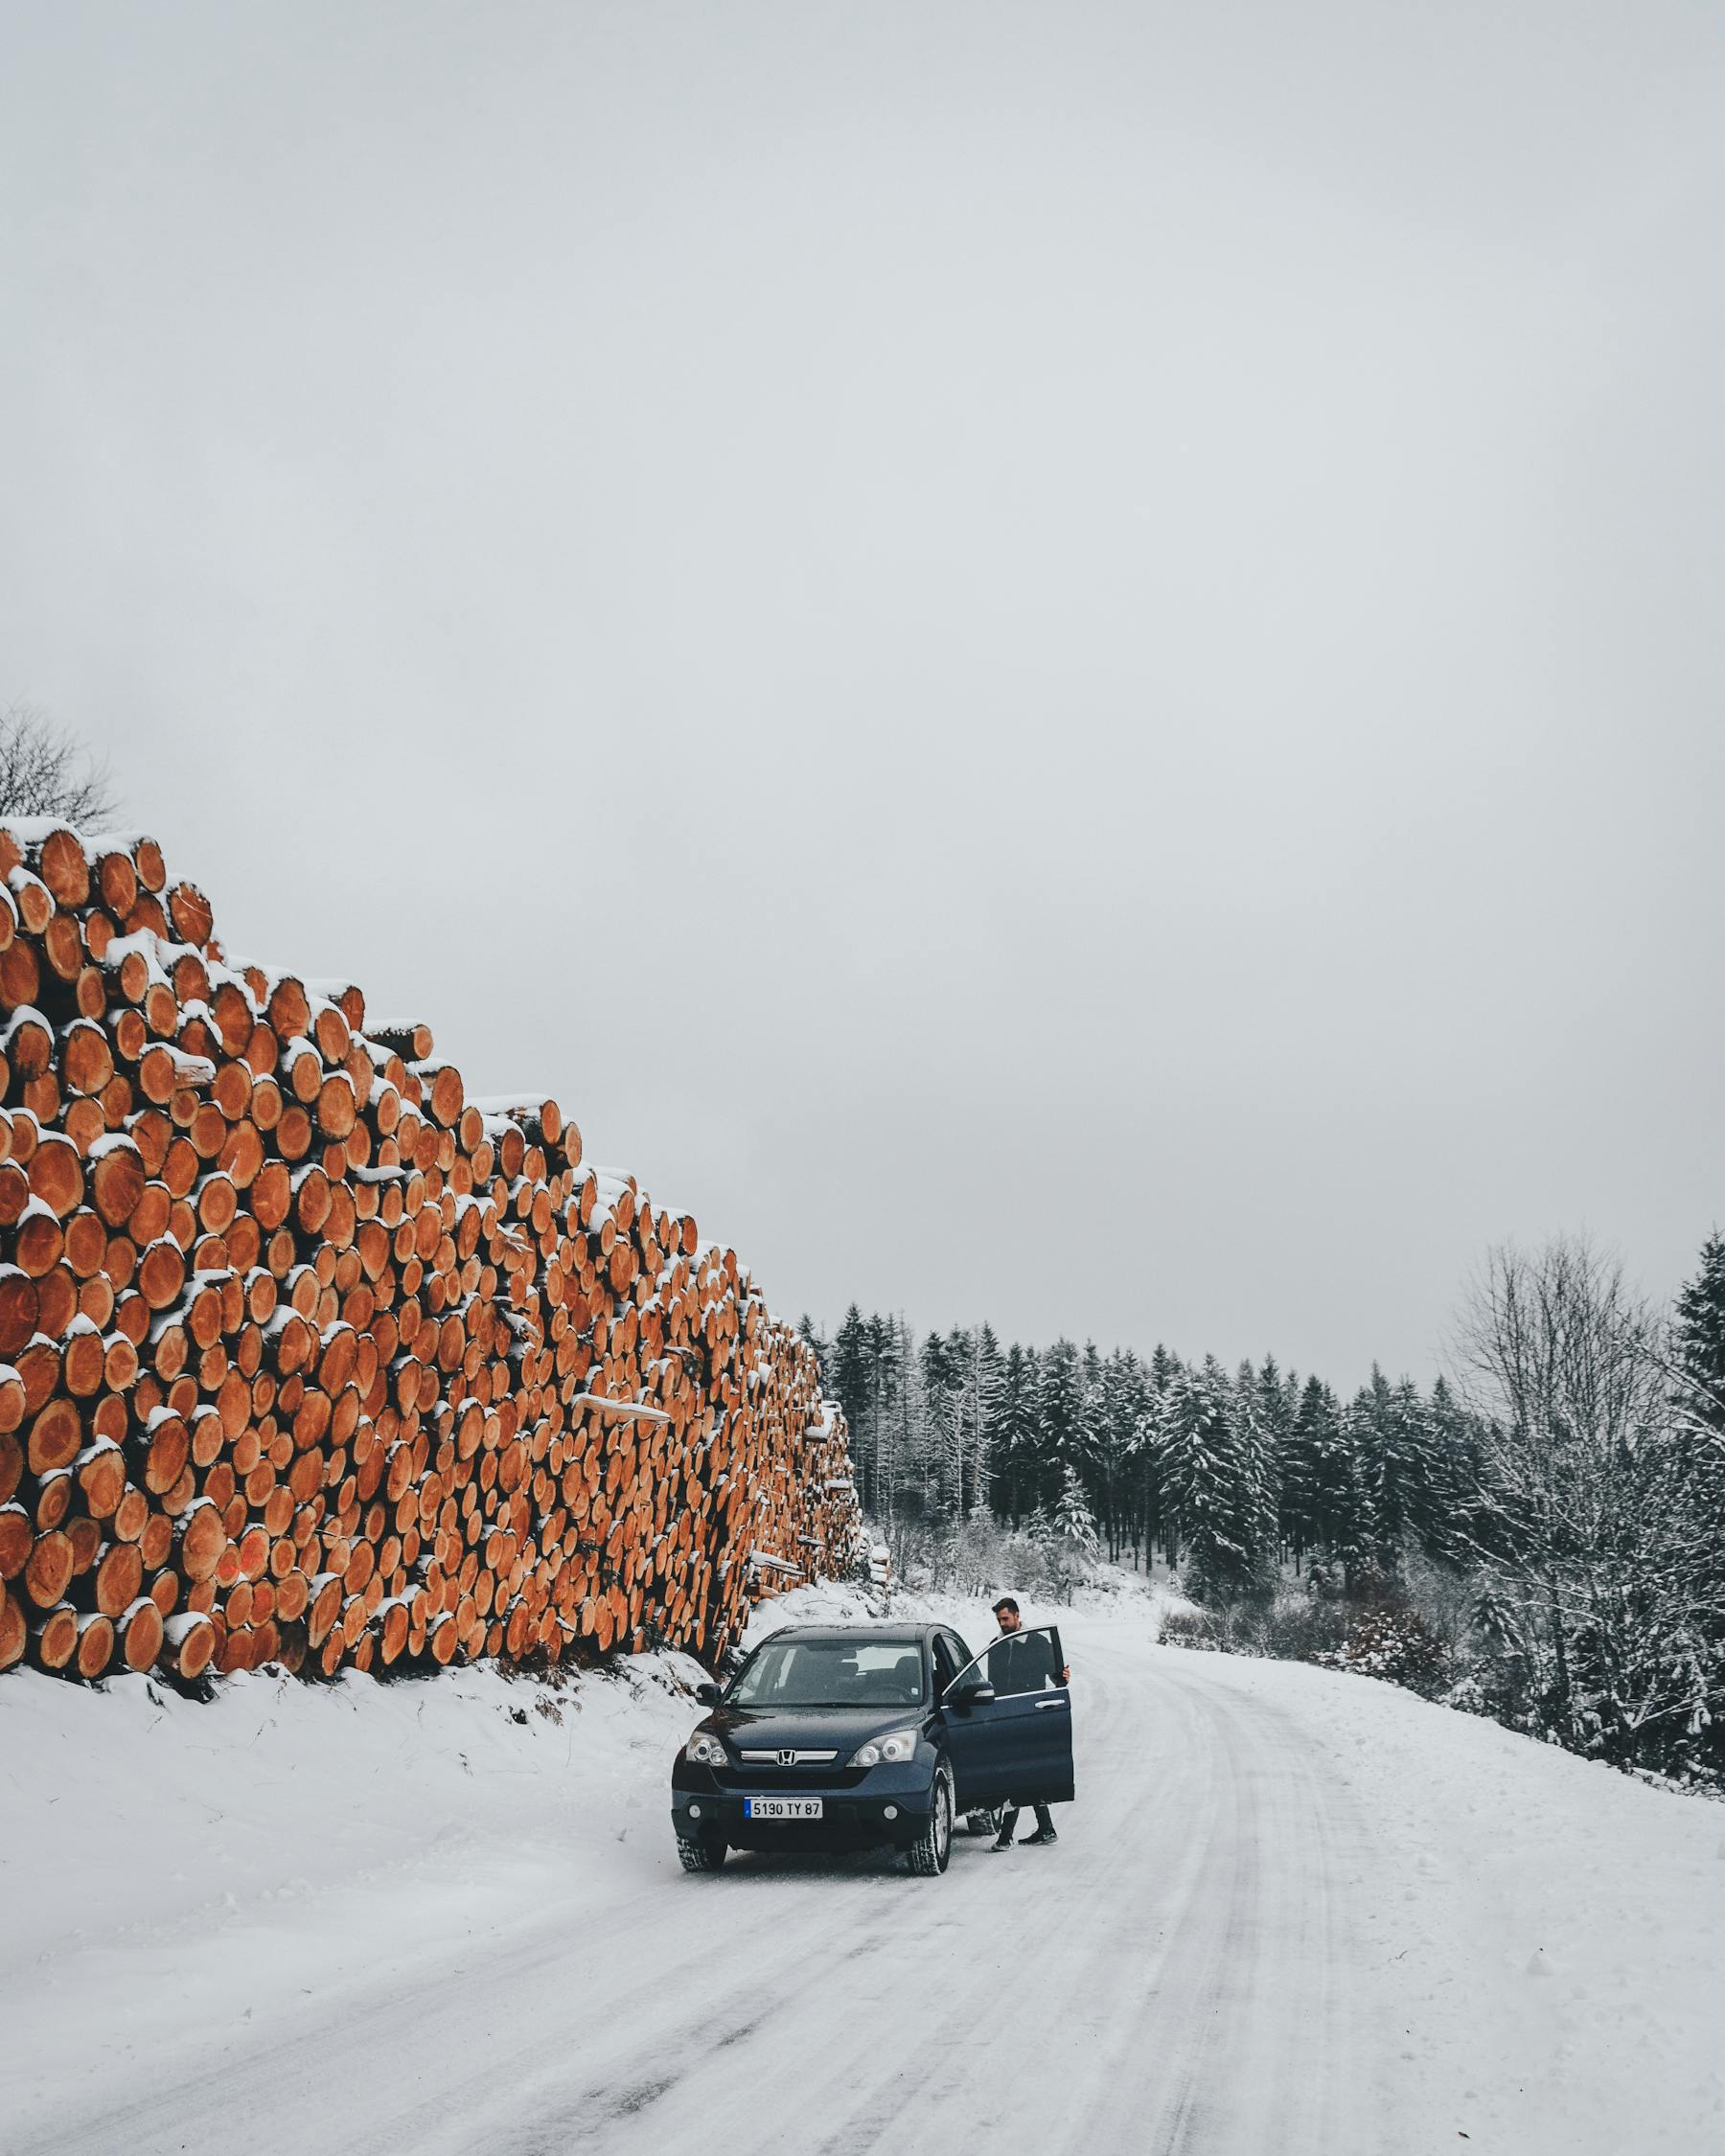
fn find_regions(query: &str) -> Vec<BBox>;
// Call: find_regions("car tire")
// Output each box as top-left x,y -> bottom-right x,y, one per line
907,1767 -> 953,1876
677,1833 -> 727,1874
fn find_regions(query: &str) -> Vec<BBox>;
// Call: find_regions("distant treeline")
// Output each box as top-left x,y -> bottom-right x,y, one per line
804,1310 -> 1472,1588
804,1229 -> 1725,1787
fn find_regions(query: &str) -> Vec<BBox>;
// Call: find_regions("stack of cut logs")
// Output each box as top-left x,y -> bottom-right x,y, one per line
0,821 -> 861,1687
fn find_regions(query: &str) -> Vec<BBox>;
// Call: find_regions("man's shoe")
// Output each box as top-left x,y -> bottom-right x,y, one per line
989,1838 -> 1015,1852
1023,1826 -> 1059,1846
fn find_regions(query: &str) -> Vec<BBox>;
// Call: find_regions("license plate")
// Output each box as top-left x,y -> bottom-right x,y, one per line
744,1797 -> 824,1820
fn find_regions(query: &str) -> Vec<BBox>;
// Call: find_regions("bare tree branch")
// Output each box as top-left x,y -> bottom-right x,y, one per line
1440,1231 -> 1725,1759
0,700 -> 118,825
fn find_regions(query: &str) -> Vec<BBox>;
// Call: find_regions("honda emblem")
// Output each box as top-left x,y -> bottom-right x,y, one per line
777,1748 -> 796,1767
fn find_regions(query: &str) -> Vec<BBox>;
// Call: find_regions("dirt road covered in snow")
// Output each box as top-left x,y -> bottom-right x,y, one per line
4,1613 -> 1722,2155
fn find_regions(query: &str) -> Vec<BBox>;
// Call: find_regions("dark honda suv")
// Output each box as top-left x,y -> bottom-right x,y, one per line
670,1619 -> 1073,1876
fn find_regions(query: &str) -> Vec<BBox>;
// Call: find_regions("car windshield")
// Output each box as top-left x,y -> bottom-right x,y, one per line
730,1639 -> 925,1709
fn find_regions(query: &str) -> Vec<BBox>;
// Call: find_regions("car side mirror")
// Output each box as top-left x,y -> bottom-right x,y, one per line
696,1681 -> 722,1706
947,1678 -> 996,1711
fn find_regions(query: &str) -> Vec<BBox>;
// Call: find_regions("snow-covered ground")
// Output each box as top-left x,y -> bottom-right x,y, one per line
3,1594 -> 1721,2154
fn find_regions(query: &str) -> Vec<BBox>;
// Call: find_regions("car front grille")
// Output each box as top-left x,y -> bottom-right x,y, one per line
717,1761 -> 869,1791
738,1749 -> 839,1765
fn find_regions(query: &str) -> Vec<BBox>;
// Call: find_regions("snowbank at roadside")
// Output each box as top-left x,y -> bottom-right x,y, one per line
0,1653 -> 704,2133
1179,1648 -> 1725,2153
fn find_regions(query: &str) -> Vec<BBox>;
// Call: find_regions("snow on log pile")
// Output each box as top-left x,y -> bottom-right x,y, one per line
0,821 -> 862,1687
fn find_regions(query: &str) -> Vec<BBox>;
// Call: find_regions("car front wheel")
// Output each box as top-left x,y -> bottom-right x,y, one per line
678,1833 -> 727,1874
907,1768 -> 953,1876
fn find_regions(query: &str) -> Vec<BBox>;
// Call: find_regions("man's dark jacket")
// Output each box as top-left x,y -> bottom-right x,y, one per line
986,1630 -> 1061,1697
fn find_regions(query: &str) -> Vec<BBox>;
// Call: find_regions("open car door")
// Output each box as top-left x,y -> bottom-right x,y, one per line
938,1625 -> 1073,1812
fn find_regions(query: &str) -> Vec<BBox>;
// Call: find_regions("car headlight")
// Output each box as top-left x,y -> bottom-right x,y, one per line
686,1731 -> 727,1768
849,1728 -> 919,1768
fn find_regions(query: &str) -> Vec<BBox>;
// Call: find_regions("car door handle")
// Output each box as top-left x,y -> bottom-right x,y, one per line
1035,1698 -> 1067,1710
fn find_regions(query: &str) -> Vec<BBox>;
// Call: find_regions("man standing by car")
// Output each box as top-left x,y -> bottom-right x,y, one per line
987,1596 -> 1070,1851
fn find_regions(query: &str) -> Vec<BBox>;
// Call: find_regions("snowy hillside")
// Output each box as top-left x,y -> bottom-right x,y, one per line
3,1606 -> 1721,2154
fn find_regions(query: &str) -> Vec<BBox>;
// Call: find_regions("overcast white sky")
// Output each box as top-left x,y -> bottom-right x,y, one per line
3,3 -> 1722,1388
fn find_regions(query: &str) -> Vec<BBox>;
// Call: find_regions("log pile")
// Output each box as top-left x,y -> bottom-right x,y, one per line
0,821 -> 861,1687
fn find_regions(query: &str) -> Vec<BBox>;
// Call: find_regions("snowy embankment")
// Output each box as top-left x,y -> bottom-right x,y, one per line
0,1652 -> 705,2141
1167,1649 -> 1725,2152
2,1590 -> 1722,2154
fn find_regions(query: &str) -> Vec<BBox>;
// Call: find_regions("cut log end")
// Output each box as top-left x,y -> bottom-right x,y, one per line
161,1613 -> 216,1682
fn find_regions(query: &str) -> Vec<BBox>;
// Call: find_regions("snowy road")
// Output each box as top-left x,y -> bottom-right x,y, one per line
5,1611 -> 1722,2154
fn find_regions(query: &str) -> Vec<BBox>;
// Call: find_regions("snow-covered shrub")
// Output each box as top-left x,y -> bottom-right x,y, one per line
1159,1609 -> 1230,1653
1255,1590 -> 1348,1664
882,1512 -> 1082,1604
1321,1608 -> 1451,1698
1439,1670 -> 1492,1718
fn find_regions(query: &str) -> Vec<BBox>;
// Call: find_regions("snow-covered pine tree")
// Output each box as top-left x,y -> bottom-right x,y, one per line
997,1342 -> 1043,1525
894,1313 -> 923,1529
1340,1385 -> 1381,1566
865,1312 -> 904,1525
1140,1345 -> 1181,1562
1256,1356 -> 1294,1448
1352,1367 -> 1441,1569
918,1330 -> 963,1525
1230,1360 -> 1280,1593
1093,1348 -> 1149,1563
1072,1340 -> 1107,1541
1031,1462 -> 1100,1602
1037,1338 -> 1088,1520
1668,1233 -> 1725,1774
1284,1377 -> 1367,1571
1054,1463 -> 1100,1553
1157,1357 -> 1263,1605
828,1306 -> 886,1512
969,1321 -> 1004,1521
1277,1377 -> 1317,1569
1251,1356 -> 1294,1564
1674,1231 -> 1725,1434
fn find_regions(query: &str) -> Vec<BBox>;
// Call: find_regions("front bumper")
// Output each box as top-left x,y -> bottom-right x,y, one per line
672,1756 -> 936,1850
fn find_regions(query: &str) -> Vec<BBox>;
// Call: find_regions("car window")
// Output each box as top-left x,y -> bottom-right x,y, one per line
944,1624 -> 1065,1700
932,1634 -> 961,1699
730,1638 -> 926,1709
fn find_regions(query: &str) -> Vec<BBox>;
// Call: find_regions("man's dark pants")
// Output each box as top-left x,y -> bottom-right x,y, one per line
995,1802 -> 1054,1846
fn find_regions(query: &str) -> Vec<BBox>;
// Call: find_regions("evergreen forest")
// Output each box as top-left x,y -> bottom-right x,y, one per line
804,1229 -> 1725,1789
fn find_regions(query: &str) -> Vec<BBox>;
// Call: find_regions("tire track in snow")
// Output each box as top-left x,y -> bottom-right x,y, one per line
15,1626 -> 1385,2156
1115,1658 -> 1378,2156
496,1633 -> 1379,2156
